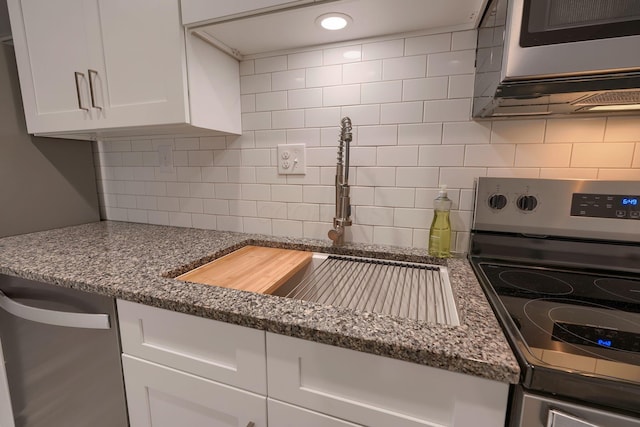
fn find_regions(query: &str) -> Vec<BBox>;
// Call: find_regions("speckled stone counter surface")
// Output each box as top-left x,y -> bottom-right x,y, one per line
0,221 -> 520,383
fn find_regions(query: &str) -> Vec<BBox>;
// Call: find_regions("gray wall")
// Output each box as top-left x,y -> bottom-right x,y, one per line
0,44 -> 99,238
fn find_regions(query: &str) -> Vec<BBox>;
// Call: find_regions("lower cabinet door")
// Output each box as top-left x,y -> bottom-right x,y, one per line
268,399 -> 362,427
122,354 -> 266,427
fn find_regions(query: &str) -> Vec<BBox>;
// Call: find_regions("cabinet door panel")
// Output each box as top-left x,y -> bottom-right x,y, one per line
0,337 -> 14,427
268,399 -> 361,427
97,0 -> 188,127
123,355 -> 266,427
266,333 -> 509,427
117,300 -> 267,394
9,0 -> 97,133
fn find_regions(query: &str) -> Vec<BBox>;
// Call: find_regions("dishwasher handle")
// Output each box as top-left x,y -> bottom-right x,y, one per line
0,290 -> 110,330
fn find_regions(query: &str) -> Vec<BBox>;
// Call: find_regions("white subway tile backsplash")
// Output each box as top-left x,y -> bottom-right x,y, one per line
376,146 -> 419,166
403,77 -> 448,101
242,112 -> 272,131
324,45 -> 362,65
288,50 -> 323,69
273,219 -> 303,238
362,39 -> 404,60
465,144 -> 516,167
398,123 -> 442,145
357,125 -> 397,146
442,121 -> 491,144
256,91 -> 287,111
418,145 -> 465,166
451,30 -> 477,50
381,102 -> 423,124
305,107 -> 341,127
373,226 -> 413,247
323,84 -> 361,106
289,88 -> 323,109
424,99 -> 471,122
604,117 -> 640,142
272,109 -> 305,129
271,185 -> 303,202
356,167 -> 396,186
571,143 -> 635,167
96,29 -> 640,253
272,69 -> 305,90
375,187 -> 415,207
356,206 -> 394,226
396,167 -> 439,187
343,61 -> 382,84
383,56 -> 426,81
255,55 -> 287,73
546,118 -> 606,143
240,74 -> 271,94
340,104 -> 380,125
447,75 -> 474,99
491,120 -> 545,144
427,50 -> 475,76
515,144 -> 572,167
405,33 -> 451,55
306,65 -> 342,88
361,80 -> 402,104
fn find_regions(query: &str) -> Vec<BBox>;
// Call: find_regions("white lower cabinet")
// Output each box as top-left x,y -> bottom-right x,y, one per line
0,336 -> 15,427
123,355 -> 266,427
268,399 -> 361,426
117,301 -> 509,427
266,332 -> 509,427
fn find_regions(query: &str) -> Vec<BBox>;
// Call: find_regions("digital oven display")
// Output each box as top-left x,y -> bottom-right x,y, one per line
552,322 -> 640,353
571,193 -> 640,220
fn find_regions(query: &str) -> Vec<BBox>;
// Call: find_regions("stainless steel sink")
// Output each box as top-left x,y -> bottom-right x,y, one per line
272,254 -> 459,326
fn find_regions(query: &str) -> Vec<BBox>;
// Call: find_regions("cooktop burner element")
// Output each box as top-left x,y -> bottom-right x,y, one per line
498,270 -> 573,295
595,278 -> 640,303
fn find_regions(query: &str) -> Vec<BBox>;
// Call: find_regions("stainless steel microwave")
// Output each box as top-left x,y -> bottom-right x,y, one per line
473,0 -> 640,118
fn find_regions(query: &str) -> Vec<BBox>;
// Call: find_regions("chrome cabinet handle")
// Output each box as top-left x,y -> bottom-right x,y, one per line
74,71 -> 89,111
88,69 -> 102,110
246,423 -> 255,427
0,290 -> 110,330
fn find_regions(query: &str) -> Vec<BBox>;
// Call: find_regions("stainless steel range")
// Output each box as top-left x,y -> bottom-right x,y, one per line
469,177 -> 640,427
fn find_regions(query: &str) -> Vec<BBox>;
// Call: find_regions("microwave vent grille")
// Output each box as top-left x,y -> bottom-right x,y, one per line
574,90 -> 640,106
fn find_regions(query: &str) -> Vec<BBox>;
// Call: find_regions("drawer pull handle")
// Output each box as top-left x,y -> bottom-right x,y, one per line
88,69 -> 102,110
74,71 -> 89,111
246,423 -> 255,427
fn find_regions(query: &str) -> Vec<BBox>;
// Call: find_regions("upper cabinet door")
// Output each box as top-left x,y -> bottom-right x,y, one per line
96,0 -> 189,129
181,0 -> 314,25
8,0 -> 99,133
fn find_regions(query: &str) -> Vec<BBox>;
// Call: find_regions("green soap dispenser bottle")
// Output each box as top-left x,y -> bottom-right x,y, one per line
428,185 -> 452,258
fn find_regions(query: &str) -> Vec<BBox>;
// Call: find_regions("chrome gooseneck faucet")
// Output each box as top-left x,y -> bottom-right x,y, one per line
328,117 -> 352,245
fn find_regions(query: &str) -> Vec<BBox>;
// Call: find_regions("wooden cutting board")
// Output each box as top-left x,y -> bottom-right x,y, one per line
176,246 -> 312,294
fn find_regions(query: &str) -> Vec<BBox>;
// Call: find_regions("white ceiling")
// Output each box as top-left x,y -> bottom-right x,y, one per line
196,0 -> 487,57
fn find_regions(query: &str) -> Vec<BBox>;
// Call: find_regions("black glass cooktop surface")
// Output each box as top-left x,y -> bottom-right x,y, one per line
477,262 -> 640,383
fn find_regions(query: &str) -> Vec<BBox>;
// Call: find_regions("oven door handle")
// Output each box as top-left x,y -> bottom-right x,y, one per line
547,409 -> 601,427
0,290 -> 110,330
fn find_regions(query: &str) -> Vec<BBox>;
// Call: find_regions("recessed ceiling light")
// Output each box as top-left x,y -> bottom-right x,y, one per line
316,13 -> 352,31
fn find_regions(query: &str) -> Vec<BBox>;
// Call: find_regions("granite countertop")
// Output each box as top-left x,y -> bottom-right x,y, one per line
0,221 -> 520,383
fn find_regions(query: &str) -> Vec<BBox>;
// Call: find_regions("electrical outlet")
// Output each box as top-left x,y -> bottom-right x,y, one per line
277,144 -> 306,175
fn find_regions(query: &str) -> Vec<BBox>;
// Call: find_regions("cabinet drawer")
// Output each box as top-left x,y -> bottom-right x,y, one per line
118,300 -> 266,394
266,333 -> 508,427
123,355 -> 266,427
268,399 -> 361,427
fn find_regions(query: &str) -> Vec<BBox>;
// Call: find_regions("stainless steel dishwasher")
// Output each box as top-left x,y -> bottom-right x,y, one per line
0,274 -> 128,427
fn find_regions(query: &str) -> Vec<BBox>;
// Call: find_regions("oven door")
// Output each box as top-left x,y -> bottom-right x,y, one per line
504,0 -> 640,80
511,386 -> 640,427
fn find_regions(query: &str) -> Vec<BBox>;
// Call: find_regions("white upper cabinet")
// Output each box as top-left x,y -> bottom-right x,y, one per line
7,0 -> 241,139
181,0 -> 314,25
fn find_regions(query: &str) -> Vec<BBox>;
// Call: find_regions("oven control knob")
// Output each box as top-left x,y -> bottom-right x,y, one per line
517,195 -> 538,211
488,194 -> 507,210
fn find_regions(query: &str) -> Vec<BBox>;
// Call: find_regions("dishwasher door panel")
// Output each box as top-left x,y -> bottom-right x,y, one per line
0,274 -> 128,427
